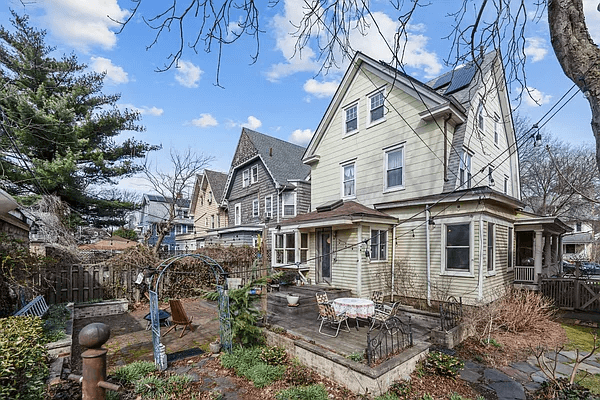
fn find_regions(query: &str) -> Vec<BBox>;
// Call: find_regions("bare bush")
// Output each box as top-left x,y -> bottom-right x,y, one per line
463,287 -> 556,342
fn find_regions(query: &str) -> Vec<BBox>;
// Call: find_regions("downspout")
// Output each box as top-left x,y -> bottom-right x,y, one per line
425,206 -> 431,307
357,225 -> 363,297
443,113 -> 452,182
478,215 -> 484,301
391,225 -> 396,303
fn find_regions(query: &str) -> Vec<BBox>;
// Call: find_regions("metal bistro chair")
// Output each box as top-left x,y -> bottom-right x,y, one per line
315,291 -> 331,320
318,302 -> 350,338
370,302 -> 401,329
370,291 -> 384,311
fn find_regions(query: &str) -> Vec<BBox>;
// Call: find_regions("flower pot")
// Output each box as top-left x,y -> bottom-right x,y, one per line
286,294 -> 299,306
209,342 -> 221,354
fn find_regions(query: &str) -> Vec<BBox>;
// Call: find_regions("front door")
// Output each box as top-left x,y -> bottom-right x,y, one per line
317,229 -> 332,283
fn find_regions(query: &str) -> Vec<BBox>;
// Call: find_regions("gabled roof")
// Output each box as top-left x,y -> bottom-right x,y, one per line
190,170 -> 228,211
223,128 -> 311,200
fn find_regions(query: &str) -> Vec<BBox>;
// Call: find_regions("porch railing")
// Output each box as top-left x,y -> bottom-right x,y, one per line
514,266 -> 535,283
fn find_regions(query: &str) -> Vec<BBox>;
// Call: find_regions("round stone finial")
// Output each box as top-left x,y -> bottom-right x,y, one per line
79,323 -> 111,349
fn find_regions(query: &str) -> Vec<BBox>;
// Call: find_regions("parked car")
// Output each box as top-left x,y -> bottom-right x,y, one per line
581,262 -> 600,275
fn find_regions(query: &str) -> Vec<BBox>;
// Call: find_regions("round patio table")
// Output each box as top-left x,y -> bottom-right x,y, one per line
332,297 -> 375,319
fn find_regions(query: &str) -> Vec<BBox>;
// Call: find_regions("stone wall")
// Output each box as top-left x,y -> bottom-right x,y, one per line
73,299 -> 128,319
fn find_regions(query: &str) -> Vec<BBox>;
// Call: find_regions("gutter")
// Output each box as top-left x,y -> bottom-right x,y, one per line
425,206 -> 431,307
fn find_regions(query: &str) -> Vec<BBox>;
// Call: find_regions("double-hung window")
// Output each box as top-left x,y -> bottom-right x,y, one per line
507,227 -> 514,270
445,223 -> 471,272
504,176 -> 508,194
477,101 -> 484,131
342,162 -> 355,198
234,203 -> 241,225
252,198 -> 259,217
282,192 -> 295,217
275,233 -> 296,264
242,170 -> 249,187
488,166 -> 494,186
459,151 -> 472,188
264,195 -> 273,218
300,233 -> 308,263
494,114 -> 500,145
369,91 -> 385,123
211,215 -> 215,229
251,165 -> 258,184
370,229 -> 387,261
344,103 -> 358,134
487,223 -> 495,272
385,146 -> 404,190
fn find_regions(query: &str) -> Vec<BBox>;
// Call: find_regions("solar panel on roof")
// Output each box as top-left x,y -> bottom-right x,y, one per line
431,72 -> 453,90
445,63 -> 477,94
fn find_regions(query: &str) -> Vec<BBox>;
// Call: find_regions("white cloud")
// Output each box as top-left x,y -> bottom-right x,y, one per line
289,129 -> 313,146
241,116 -> 262,130
120,104 -> 164,116
191,113 -> 218,128
584,0 -> 600,43
175,60 -> 203,88
36,0 -> 128,52
267,2 -> 441,81
524,37 -> 548,63
90,57 -> 129,84
525,87 -> 552,106
303,79 -> 339,98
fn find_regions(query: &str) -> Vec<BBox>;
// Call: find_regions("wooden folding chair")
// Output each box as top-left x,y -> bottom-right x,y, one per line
162,299 -> 194,338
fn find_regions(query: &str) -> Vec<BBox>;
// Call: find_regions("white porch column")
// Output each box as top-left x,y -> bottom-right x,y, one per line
544,233 -> 552,276
552,234 -> 560,275
534,230 -> 544,283
558,235 -> 564,265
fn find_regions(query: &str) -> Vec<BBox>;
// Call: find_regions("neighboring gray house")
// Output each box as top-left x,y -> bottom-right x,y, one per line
137,194 -> 193,253
211,128 -> 311,247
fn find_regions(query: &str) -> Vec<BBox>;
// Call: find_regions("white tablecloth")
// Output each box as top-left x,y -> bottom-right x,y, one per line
332,297 -> 375,319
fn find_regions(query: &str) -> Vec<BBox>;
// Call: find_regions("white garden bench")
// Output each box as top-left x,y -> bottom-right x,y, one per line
14,295 -> 49,317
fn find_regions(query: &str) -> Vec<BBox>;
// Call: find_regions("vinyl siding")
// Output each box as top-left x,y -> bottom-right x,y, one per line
310,69 -> 452,210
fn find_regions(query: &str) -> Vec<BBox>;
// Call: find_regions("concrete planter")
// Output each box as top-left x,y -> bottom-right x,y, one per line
286,294 -> 299,306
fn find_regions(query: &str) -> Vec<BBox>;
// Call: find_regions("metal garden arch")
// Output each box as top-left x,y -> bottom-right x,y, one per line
148,254 -> 232,370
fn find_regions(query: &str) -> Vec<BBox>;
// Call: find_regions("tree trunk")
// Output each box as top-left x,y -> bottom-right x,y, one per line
548,0 -> 600,172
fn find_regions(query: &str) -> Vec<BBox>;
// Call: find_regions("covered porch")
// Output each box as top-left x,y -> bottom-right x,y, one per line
513,215 -> 572,285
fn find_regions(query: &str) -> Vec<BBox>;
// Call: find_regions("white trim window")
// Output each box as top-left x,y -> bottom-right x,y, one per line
342,162 -> 356,198
504,176 -> 509,194
444,222 -> 472,274
385,145 -> 404,190
459,151 -> 472,188
217,215 -> 220,228
300,233 -> 308,263
211,215 -> 215,229
251,165 -> 258,184
370,229 -> 387,261
488,166 -> 494,186
344,103 -> 358,134
487,222 -> 495,272
264,195 -> 273,218
494,114 -> 500,145
252,198 -> 259,217
369,90 -> 385,124
282,192 -> 296,217
208,191 -> 213,204
234,203 -> 241,225
477,101 -> 484,131
508,227 -> 514,271
275,232 -> 296,264
242,169 -> 249,187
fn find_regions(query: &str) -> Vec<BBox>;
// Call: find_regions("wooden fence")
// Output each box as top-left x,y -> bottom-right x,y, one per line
40,257 -> 262,305
540,277 -> 600,311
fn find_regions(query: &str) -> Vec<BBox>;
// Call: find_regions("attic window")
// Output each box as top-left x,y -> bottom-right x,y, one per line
251,165 -> 258,184
243,169 -> 249,187
369,91 -> 385,123
344,103 -> 358,134
477,102 -> 484,131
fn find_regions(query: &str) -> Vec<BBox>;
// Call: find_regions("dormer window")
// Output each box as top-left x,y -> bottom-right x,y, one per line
242,169 -> 249,187
369,90 -> 385,123
477,102 -> 484,131
251,165 -> 258,184
344,103 -> 358,134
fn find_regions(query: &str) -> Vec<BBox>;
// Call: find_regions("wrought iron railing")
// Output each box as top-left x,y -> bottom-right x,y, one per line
366,316 -> 412,366
439,296 -> 462,331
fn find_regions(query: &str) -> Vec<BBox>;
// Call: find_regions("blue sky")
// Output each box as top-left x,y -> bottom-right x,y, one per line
2,0 -> 599,196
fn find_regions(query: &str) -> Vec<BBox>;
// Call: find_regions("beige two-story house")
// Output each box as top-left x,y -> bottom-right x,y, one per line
275,51 -> 569,305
